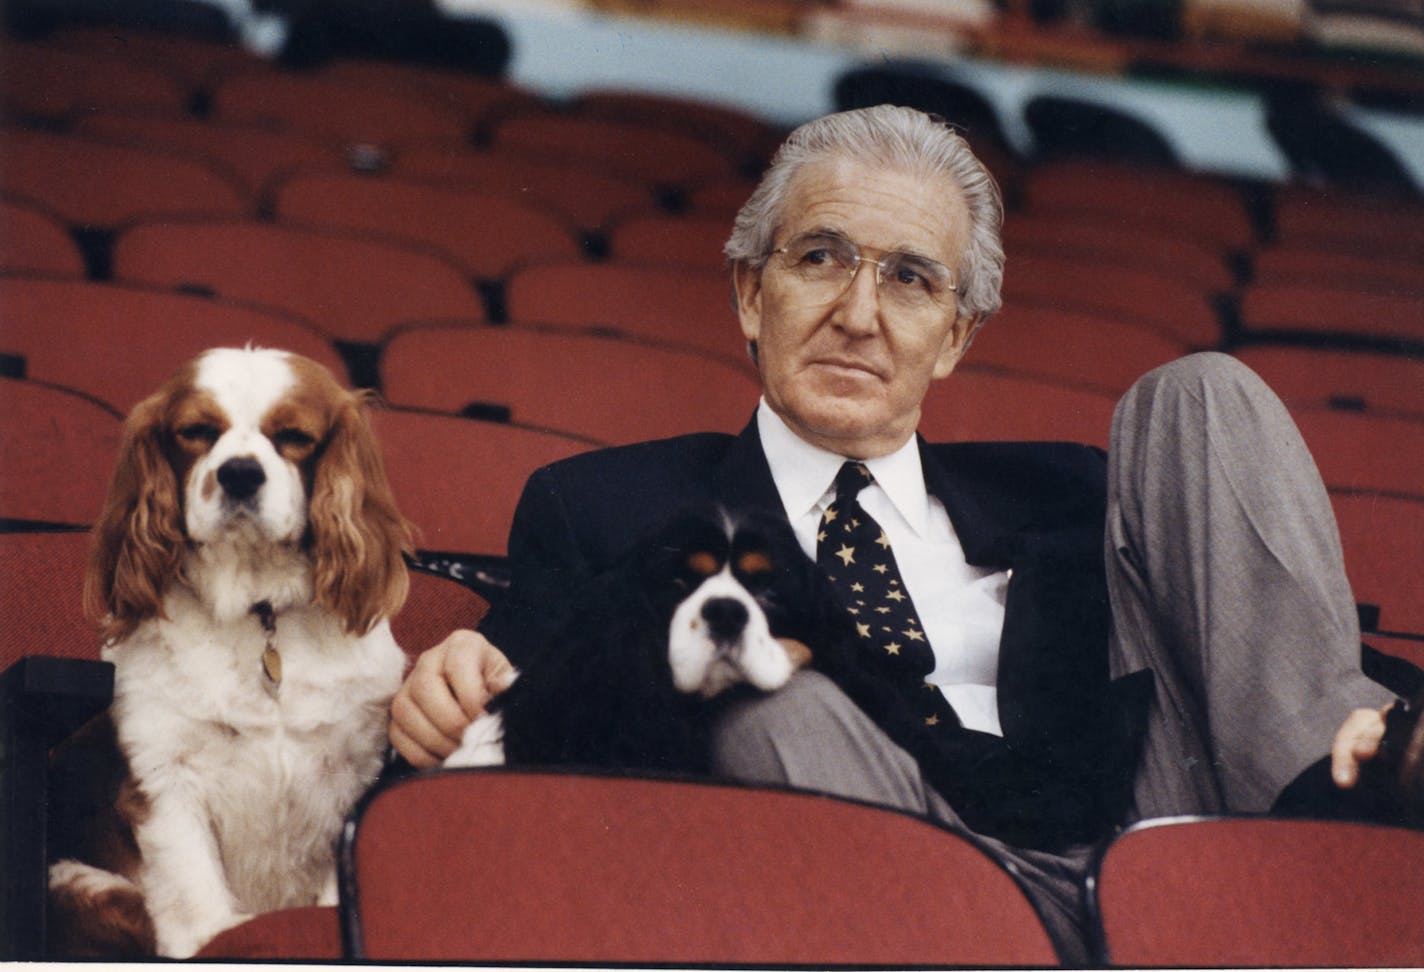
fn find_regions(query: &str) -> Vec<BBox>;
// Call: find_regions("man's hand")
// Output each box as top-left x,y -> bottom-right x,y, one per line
1331,704 -> 1392,788
390,630 -> 516,768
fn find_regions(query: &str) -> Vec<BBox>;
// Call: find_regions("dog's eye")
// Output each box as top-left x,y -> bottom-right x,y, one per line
176,423 -> 220,446
272,428 -> 317,451
686,550 -> 721,576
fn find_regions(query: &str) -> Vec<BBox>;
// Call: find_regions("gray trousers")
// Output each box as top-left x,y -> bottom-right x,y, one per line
710,352 -> 1395,963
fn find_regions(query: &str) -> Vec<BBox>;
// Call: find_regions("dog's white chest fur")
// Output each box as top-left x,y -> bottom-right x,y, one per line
105,590 -> 405,954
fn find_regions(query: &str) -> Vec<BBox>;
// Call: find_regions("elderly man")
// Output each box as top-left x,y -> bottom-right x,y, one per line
389,105 -> 1411,959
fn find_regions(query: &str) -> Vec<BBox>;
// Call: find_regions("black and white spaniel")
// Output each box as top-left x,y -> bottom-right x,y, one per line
47,347 -> 411,959
443,505 -> 890,774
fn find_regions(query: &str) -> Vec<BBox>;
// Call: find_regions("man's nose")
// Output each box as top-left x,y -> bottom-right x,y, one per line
831,259 -> 883,334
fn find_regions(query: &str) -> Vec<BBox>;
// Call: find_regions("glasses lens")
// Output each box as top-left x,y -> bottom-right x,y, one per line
773,233 -> 955,311
880,253 -> 954,307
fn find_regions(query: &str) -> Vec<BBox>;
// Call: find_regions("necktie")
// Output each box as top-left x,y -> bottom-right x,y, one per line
815,462 -> 959,729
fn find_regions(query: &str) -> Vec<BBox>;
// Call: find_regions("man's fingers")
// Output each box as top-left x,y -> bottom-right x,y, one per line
388,711 -> 455,769
1331,706 -> 1390,788
442,631 -> 511,721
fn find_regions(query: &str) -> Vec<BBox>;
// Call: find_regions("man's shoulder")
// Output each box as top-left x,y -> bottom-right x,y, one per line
923,439 -> 1108,528
925,439 -> 1106,481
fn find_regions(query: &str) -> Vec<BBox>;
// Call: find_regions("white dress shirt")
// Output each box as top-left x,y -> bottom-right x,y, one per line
756,401 -> 1010,736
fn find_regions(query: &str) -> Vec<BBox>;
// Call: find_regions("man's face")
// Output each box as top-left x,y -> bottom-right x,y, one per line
734,156 -> 978,459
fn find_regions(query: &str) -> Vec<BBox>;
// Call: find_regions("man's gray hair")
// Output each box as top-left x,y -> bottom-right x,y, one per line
724,104 -> 1005,325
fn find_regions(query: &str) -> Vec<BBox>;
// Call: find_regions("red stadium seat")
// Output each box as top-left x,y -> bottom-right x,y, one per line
1233,345 -> 1424,417
369,408 -> 592,557
0,197 -> 85,276
1331,492 -> 1424,635
1272,186 -> 1424,258
44,26 -> 264,91
271,172 -> 582,278
1368,633 -> 1424,672
380,324 -> 760,446
572,89 -> 779,159
684,175 -> 759,216
1291,407 -> 1424,498
921,369 -> 1118,448
1021,160 -> 1256,251
0,531 -> 99,669
211,71 -> 469,146
0,130 -> 247,228
1239,281 -> 1424,344
113,219 -> 484,344
0,379 -> 120,528
1092,816 -> 1424,967
196,907 -> 340,961
389,569 -> 491,665
1003,210 -> 1234,291
488,114 -> 743,186
341,770 -> 1063,965
606,213 -> 734,271
503,260 -> 748,367
967,303 -> 1188,395
390,143 -> 654,230
1003,252 -> 1223,347
312,60 -> 538,127
75,112 -> 350,198
0,277 -> 345,413
0,40 -> 190,123
1251,245 -> 1424,298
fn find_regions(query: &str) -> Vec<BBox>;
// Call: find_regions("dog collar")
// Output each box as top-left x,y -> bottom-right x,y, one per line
252,601 -> 282,696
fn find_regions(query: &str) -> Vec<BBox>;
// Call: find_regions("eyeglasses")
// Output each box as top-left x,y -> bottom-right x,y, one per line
767,232 -> 958,313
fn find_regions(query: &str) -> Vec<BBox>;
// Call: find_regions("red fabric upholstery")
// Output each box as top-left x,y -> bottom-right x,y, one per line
272,172 -> 582,278
391,570 -> 490,664
369,407 -> 591,556
379,324 -> 761,446
211,72 -> 469,145
0,198 -> 86,276
343,771 -> 1061,965
113,219 -> 484,344
1093,817 -> 1424,967
607,213 -> 741,272
0,379 -> 120,527
0,130 -> 247,228
968,303 -> 1188,395
76,113 -> 346,198
1234,345 -> 1424,417
1004,252 -> 1223,346
1331,492 -> 1424,635
391,144 -> 653,231
1292,407 -> 1424,498
0,40 -> 190,122
1241,281 -> 1424,343
1022,160 -> 1255,250
921,368 -> 1117,448
490,114 -> 742,186
1004,210 -> 1234,291
0,531 -> 99,668
504,260 -> 749,367
0,277 -> 345,413
195,906 -> 340,960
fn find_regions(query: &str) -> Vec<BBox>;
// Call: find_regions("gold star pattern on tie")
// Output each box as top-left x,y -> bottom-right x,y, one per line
815,461 -> 940,692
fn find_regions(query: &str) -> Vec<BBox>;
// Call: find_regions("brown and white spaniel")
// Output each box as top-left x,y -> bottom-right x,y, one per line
47,347 -> 411,959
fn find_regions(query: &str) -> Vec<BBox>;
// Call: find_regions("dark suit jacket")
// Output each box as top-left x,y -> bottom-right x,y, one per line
480,420 -> 1149,850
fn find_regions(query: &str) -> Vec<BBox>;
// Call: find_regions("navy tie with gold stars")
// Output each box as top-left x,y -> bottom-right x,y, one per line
815,461 -> 960,729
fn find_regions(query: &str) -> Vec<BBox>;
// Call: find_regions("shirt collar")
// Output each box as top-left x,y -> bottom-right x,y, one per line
756,399 -> 932,538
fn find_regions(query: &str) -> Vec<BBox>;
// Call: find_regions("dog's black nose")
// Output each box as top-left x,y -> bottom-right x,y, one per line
217,457 -> 266,501
701,597 -> 749,642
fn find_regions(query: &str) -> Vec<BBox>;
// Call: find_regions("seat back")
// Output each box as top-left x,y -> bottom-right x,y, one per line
0,277 -> 345,413
380,325 -> 760,446
1091,816 -> 1424,966
341,770 -> 1061,965
1233,345 -> 1424,417
922,369 -> 1118,448
0,530 -> 99,669
1331,491 -> 1424,635
0,198 -> 85,276
113,219 -> 484,344
0,379 -> 121,528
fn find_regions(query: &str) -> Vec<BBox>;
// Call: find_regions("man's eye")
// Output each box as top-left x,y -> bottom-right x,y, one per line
800,247 -> 835,267
273,428 -> 316,450
177,423 -> 220,445
888,261 -> 930,289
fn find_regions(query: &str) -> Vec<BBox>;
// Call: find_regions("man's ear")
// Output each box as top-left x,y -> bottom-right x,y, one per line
732,260 -> 763,346
931,311 -> 981,381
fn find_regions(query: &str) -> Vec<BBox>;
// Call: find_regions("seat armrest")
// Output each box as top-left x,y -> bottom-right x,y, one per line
1,656 -> 113,960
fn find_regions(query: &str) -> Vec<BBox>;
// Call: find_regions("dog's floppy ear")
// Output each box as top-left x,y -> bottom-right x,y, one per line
307,390 -> 412,636
86,393 -> 187,642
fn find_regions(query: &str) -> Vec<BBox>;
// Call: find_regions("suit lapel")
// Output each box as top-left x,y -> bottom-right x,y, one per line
712,419 -> 786,518
918,438 -> 1018,569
